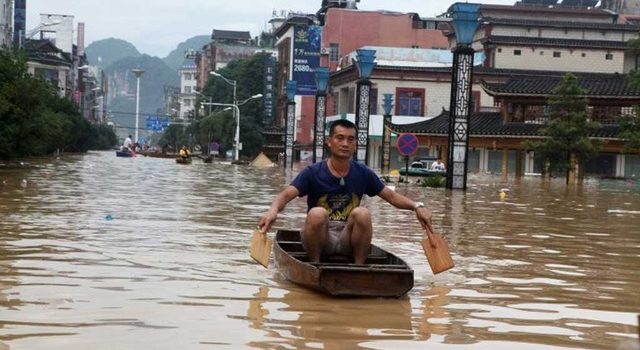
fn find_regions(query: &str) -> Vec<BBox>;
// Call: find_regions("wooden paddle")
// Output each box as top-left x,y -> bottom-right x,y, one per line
421,230 -> 454,274
250,228 -> 273,267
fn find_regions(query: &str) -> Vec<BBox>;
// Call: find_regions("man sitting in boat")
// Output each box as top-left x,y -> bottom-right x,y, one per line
179,145 -> 191,159
122,135 -> 133,152
258,119 -> 434,265
430,158 -> 446,172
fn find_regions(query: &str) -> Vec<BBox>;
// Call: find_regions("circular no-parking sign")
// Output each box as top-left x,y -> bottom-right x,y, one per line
396,133 -> 419,156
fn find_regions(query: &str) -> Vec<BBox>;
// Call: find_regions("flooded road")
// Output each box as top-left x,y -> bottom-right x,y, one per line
0,151 -> 638,349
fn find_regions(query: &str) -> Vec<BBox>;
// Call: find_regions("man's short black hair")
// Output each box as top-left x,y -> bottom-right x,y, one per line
329,119 -> 357,136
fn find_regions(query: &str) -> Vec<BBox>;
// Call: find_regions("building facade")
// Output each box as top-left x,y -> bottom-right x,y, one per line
0,0 -> 12,48
467,5 -> 640,74
273,5 -> 450,159
178,54 -> 197,119
374,2 -> 640,179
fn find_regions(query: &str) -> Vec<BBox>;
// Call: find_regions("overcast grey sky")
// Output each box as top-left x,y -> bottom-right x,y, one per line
27,0 -> 516,57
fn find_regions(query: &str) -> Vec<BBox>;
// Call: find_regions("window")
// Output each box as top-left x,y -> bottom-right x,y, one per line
553,51 -> 561,58
497,48 -> 502,53
329,43 -> 340,62
184,99 -> 192,107
540,51 -> 544,56
425,21 -> 437,30
470,91 -> 481,112
184,86 -> 192,94
395,88 -> 424,116
606,53 -> 613,60
582,53 -> 587,57
332,92 -> 339,116
514,49 -> 521,56
369,88 -> 378,115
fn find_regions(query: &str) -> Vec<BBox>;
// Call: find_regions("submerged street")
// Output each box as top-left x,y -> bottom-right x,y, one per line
0,151 -> 639,349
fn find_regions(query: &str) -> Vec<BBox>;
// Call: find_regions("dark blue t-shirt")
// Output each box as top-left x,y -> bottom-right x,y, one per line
291,160 -> 385,221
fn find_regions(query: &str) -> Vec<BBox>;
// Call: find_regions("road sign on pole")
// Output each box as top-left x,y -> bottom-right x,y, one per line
396,133 -> 419,156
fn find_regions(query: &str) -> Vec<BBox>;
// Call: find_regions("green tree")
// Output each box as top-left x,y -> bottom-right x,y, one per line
196,52 -> 268,158
526,73 -> 601,183
622,37 -> 640,151
618,112 -> 640,152
0,50 -> 117,159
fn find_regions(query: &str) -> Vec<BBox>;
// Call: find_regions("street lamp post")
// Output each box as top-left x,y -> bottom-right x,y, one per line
202,94 -> 262,161
131,68 -> 145,143
313,67 -> 330,163
209,71 -> 238,158
381,93 -> 394,176
354,49 -> 376,165
445,3 -> 480,190
284,80 -> 297,169
195,91 -> 212,116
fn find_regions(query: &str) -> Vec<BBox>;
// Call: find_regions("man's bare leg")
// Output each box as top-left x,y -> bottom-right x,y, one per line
302,207 -> 329,263
346,207 -> 372,264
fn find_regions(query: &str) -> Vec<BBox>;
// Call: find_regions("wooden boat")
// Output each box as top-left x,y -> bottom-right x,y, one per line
175,157 -> 192,164
274,229 -> 414,298
115,150 -> 133,157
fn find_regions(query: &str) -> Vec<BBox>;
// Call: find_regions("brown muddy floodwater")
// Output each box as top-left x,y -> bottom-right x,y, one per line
0,151 -> 639,350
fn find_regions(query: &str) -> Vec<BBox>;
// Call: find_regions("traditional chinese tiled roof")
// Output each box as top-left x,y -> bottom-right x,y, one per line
212,30 -> 251,41
483,35 -> 626,50
386,111 -> 620,139
482,75 -> 640,99
484,17 -> 640,32
480,3 -> 613,16
24,39 -> 73,67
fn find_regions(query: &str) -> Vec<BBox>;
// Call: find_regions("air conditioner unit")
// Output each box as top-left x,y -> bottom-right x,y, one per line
320,47 -> 329,55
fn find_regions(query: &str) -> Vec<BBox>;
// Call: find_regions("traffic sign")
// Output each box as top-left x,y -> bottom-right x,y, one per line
396,133 -> 419,156
145,115 -> 170,132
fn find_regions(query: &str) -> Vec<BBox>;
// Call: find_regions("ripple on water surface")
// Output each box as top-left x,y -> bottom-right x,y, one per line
0,152 -> 638,349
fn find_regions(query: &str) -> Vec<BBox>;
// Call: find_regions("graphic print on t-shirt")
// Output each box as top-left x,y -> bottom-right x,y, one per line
317,193 -> 360,221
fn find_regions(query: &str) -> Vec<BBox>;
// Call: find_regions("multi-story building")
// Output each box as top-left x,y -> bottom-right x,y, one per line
470,4 -> 639,73
163,85 -> 181,118
195,29 -> 276,91
0,0 -> 12,48
178,52 -> 197,119
363,2 -> 640,178
24,39 -> 73,97
273,3 -> 449,159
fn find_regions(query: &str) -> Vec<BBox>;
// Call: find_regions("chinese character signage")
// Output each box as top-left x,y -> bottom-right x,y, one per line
292,25 -> 321,96
263,54 -> 277,125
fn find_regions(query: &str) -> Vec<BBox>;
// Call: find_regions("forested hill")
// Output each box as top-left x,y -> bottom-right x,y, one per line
85,35 -> 210,129
86,38 -> 141,70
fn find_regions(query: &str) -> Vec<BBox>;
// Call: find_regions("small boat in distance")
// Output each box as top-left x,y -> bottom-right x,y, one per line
115,150 -> 133,157
175,157 -> 192,164
273,229 -> 414,298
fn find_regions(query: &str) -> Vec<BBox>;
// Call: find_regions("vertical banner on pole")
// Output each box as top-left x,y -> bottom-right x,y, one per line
314,95 -> 326,162
382,115 -> 391,175
355,81 -> 371,164
381,93 -> 394,176
284,79 -> 297,169
285,102 -> 295,168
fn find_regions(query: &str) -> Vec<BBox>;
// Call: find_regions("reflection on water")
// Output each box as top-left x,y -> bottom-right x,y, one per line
0,151 -> 638,349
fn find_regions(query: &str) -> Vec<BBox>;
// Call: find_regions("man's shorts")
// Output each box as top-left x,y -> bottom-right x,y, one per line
301,220 -> 351,256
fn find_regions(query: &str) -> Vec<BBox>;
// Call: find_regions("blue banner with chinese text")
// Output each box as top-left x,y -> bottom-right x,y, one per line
292,25 -> 321,96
